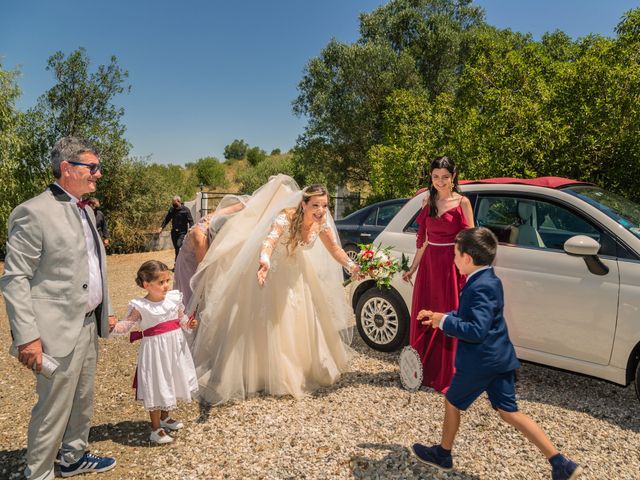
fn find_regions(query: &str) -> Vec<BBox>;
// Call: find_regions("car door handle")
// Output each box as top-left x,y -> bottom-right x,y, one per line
360,233 -> 372,237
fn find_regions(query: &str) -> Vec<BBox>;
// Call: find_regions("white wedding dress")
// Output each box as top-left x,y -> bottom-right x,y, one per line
188,175 -> 353,404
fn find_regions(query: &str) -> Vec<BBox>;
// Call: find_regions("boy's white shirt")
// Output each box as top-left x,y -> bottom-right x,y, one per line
439,265 -> 492,330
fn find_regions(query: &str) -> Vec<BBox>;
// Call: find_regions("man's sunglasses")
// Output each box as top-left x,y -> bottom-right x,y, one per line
67,160 -> 102,175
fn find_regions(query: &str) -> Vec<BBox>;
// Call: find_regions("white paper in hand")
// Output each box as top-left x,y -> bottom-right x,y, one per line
9,345 -> 60,378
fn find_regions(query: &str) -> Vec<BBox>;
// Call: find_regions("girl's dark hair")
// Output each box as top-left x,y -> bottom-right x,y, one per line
455,227 -> 498,266
427,156 -> 461,217
135,260 -> 169,288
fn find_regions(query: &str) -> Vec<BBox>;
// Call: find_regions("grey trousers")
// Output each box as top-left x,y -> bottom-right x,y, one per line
24,314 -> 98,480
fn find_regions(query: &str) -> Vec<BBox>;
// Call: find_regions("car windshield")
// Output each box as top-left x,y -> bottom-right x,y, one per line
564,186 -> 640,239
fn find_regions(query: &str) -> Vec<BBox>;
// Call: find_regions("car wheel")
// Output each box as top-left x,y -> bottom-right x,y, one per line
342,244 -> 359,278
355,287 -> 409,352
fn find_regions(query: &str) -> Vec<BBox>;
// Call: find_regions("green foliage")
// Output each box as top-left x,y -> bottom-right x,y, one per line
146,162 -> 198,203
0,64 -> 26,253
236,154 -> 296,193
368,89 -> 452,197
223,139 -> 248,160
293,39 -> 423,186
359,0 -> 485,97
246,146 -> 267,166
294,1 -> 640,203
270,148 -> 281,156
194,156 -> 227,188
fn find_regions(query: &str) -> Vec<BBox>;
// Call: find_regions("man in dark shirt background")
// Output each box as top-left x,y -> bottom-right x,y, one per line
87,197 -> 109,248
158,196 -> 194,263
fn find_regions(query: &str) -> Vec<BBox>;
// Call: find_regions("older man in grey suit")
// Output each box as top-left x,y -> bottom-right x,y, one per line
1,137 -> 117,479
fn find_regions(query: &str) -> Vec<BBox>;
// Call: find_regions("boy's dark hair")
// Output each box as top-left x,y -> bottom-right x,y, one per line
455,227 -> 498,266
136,260 -> 169,288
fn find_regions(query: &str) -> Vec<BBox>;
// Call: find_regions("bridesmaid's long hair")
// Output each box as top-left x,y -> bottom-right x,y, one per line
427,156 -> 461,218
286,184 -> 329,255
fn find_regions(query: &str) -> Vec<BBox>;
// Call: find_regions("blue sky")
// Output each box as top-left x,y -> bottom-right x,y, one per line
1,0 -> 638,165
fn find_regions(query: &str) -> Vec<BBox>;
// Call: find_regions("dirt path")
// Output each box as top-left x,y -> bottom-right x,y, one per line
1,250 -> 639,479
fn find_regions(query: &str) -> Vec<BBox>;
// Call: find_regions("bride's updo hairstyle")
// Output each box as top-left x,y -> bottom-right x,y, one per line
135,260 -> 170,288
286,184 -> 329,255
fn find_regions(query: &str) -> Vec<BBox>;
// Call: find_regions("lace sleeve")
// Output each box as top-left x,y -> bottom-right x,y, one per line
111,305 -> 142,336
319,226 -> 356,271
178,302 -> 192,330
259,212 -> 288,265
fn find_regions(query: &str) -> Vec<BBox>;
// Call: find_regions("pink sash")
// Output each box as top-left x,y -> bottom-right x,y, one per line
130,319 -> 181,396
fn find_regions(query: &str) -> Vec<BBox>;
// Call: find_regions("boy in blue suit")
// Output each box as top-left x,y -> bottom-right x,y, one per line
412,227 -> 582,480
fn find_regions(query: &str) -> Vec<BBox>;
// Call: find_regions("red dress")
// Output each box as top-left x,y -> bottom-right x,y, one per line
410,203 -> 469,392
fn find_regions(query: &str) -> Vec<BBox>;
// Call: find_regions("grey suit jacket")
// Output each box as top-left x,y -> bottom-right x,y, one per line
0,184 -> 113,357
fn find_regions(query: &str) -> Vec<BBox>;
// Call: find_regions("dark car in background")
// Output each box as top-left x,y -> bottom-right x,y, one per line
335,198 -> 408,260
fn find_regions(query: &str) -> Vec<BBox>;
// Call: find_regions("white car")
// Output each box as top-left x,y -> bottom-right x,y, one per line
348,177 -> 640,402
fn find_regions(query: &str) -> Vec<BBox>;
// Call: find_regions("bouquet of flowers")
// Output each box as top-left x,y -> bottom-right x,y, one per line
343,243 -> 409,288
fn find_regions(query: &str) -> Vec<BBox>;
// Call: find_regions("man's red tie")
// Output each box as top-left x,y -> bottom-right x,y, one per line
77,199 -> 90,209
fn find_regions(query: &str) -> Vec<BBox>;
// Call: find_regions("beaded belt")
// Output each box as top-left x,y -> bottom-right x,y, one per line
428,241 -> 455,246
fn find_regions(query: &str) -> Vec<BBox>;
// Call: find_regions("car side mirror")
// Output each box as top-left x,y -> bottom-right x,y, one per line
563,235 -> 608,276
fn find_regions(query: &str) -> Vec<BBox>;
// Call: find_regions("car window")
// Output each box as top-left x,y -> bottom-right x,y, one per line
404,209 -> 421,233
363,208 -> 378,226
377,204 -> 403,226
476,196 -> 602,251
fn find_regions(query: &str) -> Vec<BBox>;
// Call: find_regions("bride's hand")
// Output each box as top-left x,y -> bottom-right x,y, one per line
257,260 -> 270,286
350,264 -> 365,281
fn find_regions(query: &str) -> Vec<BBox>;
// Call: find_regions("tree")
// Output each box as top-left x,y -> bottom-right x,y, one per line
270,148 -> 281,156
294,39 -> 422,185
293,0 -> 487,187
0,63 -> 25,253
368,89 -> 454,197
359,0 -> 485,97
246,146 -> 267,166
20,48 -> 132,211
223,139 -> 248,160
236,154 -> 297,193
194,156 -> 227,188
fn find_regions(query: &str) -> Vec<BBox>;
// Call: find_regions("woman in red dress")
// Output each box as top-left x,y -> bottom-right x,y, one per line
402,157 -> 474,392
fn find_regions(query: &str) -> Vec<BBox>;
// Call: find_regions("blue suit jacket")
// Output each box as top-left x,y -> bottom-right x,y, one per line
442,267 -> 520,376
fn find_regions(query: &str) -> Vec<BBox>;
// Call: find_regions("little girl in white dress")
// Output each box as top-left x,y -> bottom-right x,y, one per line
112,260 -> 198,444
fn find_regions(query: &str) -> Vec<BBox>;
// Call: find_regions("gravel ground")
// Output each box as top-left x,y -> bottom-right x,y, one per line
1,250 -> 639,479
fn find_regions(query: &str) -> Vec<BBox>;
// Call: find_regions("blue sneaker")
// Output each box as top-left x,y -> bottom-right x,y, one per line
59,452 -> 116,477
550,453 -> 583,480
411,443 -> 453,472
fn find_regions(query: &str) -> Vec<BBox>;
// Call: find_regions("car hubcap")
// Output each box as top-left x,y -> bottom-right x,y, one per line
361,297 -> 398,345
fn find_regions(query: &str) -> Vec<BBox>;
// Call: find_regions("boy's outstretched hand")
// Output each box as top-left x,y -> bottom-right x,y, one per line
417,309 -> 444,328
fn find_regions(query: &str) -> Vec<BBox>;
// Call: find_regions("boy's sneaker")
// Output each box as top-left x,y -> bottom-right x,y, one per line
160,417 -> 184,431
550,453 -> 583,480
411,443 -> 453,472
150,427 -> 174,444
59,452 -> 116,477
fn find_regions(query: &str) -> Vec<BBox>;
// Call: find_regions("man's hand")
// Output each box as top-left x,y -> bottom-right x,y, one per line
417,310 -> 444,328
18,338 -> 43,373
108,315 -> 117,332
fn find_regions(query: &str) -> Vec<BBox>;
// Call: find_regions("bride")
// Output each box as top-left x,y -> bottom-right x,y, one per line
188,174 -> 361,404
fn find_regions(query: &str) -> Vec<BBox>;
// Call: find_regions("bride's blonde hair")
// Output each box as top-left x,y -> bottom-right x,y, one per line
286,184 -> 329,255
